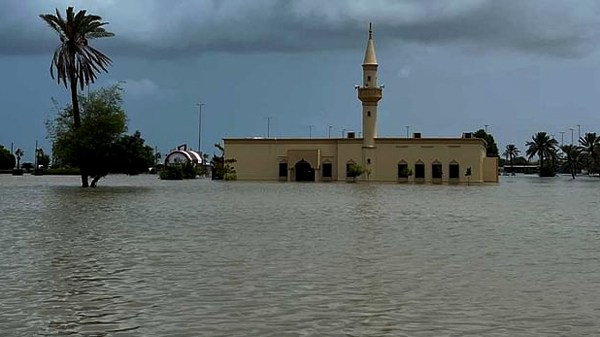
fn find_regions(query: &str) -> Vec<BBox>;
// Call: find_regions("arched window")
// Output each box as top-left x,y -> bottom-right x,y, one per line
415,160 -> 425,179
398,160 -> 409,178
449,160 -> 459,179
322,160 -> 333,178
432,160 -> 442,179
278,160 -> 288,178
346,160 -> 356,178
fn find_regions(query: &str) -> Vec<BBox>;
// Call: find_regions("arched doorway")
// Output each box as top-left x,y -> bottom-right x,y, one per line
295,159 -> 314,182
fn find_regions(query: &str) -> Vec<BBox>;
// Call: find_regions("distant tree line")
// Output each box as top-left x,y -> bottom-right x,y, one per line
501,131 -> 600,178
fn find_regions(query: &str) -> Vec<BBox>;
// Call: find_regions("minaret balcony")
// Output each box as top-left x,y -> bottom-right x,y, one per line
357,87 -> 383,103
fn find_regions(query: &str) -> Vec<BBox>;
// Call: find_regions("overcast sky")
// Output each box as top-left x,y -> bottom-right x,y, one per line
2,0 -> 600,161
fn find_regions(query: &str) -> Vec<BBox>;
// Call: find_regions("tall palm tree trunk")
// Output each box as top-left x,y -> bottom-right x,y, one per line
69,77 -> 81,128
69,70 -> 88,187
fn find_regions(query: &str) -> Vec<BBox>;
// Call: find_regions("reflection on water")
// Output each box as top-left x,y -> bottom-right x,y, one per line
1,174 -> 600,336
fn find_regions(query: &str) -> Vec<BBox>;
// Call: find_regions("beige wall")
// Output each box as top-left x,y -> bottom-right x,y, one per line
483,157 -> 499,183
224,137 -> 496,184
367,140 -> 487,183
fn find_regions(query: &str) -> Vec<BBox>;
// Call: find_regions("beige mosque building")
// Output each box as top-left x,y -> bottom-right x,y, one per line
224,25 -> 498,184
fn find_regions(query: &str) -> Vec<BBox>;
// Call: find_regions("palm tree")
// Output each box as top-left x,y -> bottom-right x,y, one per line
40,7 -> 114,187
40,7 -> 114,129
578,132 -> 600,175
14,148 -> 24,169
526,132 -> 558,177
502,144 -> 520,174
561,144 -> 580,179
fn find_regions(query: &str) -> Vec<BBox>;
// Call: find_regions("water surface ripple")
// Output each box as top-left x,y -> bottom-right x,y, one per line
1,175 -> 599,336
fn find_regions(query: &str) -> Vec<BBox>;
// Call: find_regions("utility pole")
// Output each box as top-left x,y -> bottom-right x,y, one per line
196,103 -> 205,154
34,140 -> 38,169
405,125 -> 410,138
577,124 -> 581,141
559,131 -> 565,147
265,116 -> 272,137
569,128 -> 574,145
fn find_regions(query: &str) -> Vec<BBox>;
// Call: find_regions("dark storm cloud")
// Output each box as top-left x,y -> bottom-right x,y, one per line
1,0 -> 598,58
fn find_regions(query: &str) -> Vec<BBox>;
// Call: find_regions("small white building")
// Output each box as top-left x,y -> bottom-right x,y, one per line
164,145 -> 206,167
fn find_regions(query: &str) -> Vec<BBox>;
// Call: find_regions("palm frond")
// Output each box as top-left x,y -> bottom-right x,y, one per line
41,6 -> 114,89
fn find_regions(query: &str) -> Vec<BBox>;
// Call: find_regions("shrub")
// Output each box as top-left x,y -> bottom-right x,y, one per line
159,162 -> 198,180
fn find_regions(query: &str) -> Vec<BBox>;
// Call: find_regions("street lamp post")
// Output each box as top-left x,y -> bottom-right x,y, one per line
34,140 -> 38,169
405,125 -> 410,138
484,124 -> 489,133
308,125 -> 314,139
559,131 -> 565,147
342,128 -> 346,138
328,125 -> 332,139
265,116 -> 272,137
577,124 -> 581,141
196,103 -> 205,154
569,128 -> 574,145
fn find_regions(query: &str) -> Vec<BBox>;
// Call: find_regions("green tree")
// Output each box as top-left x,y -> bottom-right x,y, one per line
473,129 -> 499,157
502,144 -> 520,173
578,132 -> 600,175
48,85 -> 153,187
526,132 -> 558,177
513,156 -> 529,166
110,131 -> 155,176
36,148 -> 51,169
347,163 -> 366,182
560,144 -> 580,179
211,143 -> 237,180
0,145 -> 16,170
40,6 -> 114,187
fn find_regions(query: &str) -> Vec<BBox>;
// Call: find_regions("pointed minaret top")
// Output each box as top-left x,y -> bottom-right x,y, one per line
363,22 -> 378,65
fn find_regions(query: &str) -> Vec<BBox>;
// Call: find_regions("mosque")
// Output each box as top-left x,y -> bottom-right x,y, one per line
224,25 -> 498,184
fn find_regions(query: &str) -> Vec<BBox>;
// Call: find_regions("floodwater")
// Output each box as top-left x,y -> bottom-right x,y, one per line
1,174 -> 599,336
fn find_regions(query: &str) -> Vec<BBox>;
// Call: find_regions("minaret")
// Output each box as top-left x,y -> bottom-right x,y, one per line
357,23 -> 382,179
357,23 -> 382,148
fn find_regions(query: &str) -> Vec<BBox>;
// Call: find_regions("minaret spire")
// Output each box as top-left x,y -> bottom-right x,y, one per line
363,22 -> 378,65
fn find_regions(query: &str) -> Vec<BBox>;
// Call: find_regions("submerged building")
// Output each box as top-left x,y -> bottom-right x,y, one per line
224,24 -> 498,184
